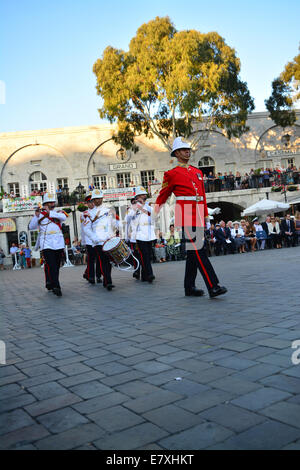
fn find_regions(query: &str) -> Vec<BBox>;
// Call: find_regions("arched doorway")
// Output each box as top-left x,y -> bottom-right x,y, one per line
198,156 -> 215,176
208,201 -> 244,222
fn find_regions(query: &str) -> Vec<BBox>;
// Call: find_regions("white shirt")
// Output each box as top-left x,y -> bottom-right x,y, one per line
135,203 -> 156,242
231,227 -> 245,239
29,210 -> 66,250
125,205 -> 140,243
80,209 -> 93,246
84,205 -> 118,246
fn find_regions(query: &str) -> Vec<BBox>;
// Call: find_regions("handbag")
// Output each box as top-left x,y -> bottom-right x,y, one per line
256,230 -> 267,240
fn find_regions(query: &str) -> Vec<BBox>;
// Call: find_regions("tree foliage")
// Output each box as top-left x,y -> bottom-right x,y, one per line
93,16 -> 254,153
265,47 -> 300,128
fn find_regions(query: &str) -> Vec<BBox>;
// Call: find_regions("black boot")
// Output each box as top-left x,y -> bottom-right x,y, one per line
185,287 -> 205,297
53,287 -> 62,297
209,285 -> 227,298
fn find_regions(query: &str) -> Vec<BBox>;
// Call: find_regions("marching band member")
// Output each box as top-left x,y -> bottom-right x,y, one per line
133,186 -> 156,283
84,189 -> 118,291
28,193 -> 67,296
125,197 -> 140,279
81,193 -> 102,285
155,137 -> 227,298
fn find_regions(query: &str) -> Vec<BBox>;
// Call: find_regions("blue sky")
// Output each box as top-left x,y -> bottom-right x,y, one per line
1,0 -> 299,133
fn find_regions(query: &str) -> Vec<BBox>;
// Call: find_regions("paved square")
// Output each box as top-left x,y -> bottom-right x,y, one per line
1,247 -> 300,449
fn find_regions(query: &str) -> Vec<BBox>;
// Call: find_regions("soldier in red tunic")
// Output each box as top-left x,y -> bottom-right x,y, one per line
155,137 -> 227,298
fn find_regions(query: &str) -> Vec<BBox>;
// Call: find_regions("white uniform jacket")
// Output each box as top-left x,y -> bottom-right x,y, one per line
125,206 -> 139,243
29,210 -> 66,251
80,210 -> 93,246
84,205 -> 119,246
135,203 -> 156,242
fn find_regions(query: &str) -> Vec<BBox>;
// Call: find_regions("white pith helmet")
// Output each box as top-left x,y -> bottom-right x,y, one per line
171,137 -> 191,157
42,193 -> 56,205
134,186 -> 148,197
91,189 -> 104,200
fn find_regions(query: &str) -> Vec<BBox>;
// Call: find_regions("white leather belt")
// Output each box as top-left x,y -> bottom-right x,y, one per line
176,196 -> 203,202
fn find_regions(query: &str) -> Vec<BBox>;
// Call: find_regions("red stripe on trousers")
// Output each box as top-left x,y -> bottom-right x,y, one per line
185,228 -> 213,289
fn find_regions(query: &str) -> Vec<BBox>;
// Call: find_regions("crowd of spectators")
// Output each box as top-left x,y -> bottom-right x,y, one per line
205,212 -> 300,257
203,166 -> 300,193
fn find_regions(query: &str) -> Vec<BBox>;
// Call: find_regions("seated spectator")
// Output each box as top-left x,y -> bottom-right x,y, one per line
0,247 -> 5,270
253,218 -> 267,250
294,211 -> 300,245
71,240 -> 83,264
215,220 -> 235,255
267,216 -> 281,249
154,230 -> 167,262
205,223 -> 218,256
280,214 -> 297,247
231,221 -> 246,253
165,225 -> 181,260
244,221 -> 257,252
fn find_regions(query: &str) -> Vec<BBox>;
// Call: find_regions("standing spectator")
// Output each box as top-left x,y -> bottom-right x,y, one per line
24,245 -> 32,268
263,168 -> 270,187
0,248 -> 5,270
208,172 -> 215,193
235,171 -> 241,189
203,173 -> 208,193
215,173 -> 222,192
261,215 -> 272,249
228,171 -> 235,190
241,173 -> 249,189
224,172 -> 229,190
19,244 -> 26,269
10,243 -> 19,264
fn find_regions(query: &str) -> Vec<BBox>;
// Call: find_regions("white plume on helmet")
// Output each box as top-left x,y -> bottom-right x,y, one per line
171,137 -> 191,157
42,193 -> 56,205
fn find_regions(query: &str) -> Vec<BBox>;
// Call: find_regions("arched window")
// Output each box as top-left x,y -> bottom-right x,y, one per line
29,171 -> 47,193
198,157 -> 215,176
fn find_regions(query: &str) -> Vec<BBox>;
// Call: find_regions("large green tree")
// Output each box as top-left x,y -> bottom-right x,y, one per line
93,16 -> 254,153
265,46 -> 300,128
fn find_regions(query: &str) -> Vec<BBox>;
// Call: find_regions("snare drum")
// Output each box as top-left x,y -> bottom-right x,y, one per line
102,237 -> 131,265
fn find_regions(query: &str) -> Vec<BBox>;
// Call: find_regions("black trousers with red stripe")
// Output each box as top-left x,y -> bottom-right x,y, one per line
42,249 -> 64,289
94,245 -> 112,286
183,228 -> 219,291
136,240 -> 154,281
85,245 -> 101,281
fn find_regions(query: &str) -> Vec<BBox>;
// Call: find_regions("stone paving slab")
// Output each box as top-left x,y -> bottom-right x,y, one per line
1,247 -> 300,449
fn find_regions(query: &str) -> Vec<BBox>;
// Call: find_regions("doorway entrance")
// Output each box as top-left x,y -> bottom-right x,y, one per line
198,157 -> 215,176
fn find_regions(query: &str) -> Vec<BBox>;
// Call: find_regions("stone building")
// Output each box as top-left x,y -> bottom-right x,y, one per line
0,111 -> 300,262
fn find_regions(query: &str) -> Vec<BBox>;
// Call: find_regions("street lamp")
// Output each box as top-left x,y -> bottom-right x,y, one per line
72,183 -> 85,241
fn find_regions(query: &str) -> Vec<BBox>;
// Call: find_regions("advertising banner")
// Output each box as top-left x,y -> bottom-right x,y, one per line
2,196 -> 42,212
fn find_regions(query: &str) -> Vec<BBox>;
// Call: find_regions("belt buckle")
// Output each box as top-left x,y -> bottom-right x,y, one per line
196,196 -> 202,202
